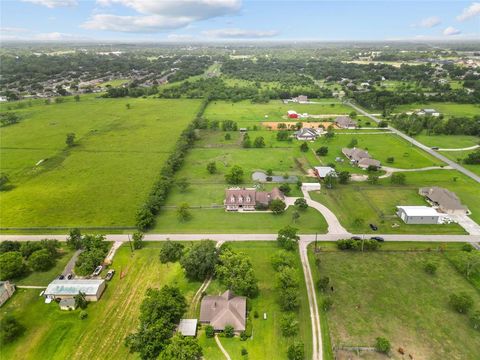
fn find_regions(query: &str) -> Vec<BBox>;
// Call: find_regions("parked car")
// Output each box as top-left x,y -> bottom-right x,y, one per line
58,275 -> 65,280
370,236 -> 384,242
105,269 -> 115,281
431,146 -> 439,150
93,265 -> 103,277
369,223 -> 378,231
67,273 -> 73,280
351,236 -> 362,241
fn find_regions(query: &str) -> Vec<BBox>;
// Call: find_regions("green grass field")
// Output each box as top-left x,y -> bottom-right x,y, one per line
0,243 -> 202,360
394,102 -> 480,118
198,242 -> 312,360
0,97 -> 201,229
307,245 -> 480,360
415,134 -> 479,149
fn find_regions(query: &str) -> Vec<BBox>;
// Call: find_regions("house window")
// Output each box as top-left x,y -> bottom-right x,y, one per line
239,196 -> 243,203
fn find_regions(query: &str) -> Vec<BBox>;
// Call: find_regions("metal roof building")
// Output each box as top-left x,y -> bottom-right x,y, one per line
45,279 -> 106,301
177,319 -> 198,337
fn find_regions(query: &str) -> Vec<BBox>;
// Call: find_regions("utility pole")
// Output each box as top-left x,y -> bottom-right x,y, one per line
128,234 -> 133,253
314,232 -> 318,252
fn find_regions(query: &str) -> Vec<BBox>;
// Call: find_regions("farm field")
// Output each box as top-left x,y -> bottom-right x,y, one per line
307,245 -> 480,360
204,100 -> 353,127
152,129 -> 328,233
393,102 -> 480,118
198,242 -> 312,360
0,97 -> 201,229
0,242 -> 202,360
414,134 -> 479,149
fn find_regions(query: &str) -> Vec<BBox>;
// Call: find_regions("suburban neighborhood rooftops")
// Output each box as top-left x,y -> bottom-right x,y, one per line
45,279 -> 105,296
419,186 -> 467,211
177,319 -> 198,336
396,206 -> 440,217
200,290 -> 246,331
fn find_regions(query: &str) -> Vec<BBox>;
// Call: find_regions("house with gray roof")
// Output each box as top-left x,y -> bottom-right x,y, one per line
419,187 -> 468,215
224,187 -> 284,211
295,127 -> 320,140
342,147 -> 381,169
335,116 -> 357,129
200,290 -> 246,332
45,279 -> 106,301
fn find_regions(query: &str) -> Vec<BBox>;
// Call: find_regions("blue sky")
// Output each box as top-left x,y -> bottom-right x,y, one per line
0,0 -> 479,42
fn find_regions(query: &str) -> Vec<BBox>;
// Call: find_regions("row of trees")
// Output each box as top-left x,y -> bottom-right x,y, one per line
391,113 -> 480,136
135,99 -> 209,230
0,112 -> 20,127
66,229 -> 110,276
0,240 -> 60,279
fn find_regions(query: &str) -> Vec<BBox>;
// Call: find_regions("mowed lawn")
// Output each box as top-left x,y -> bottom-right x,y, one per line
414,134 -> 479,149
152,129 -> 328,233
0,243 -> 202,360
198,242 -> 313,360
0,97 -> 201,228
307,246 -> 480,360
394,102 -> 480,118
309,168 -> 480,234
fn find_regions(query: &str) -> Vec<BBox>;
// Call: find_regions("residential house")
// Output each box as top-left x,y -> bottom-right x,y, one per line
416,108 -> 440,117
314,166 -> 336,179
295,127 -> 320,140
44,279 -> 106,301
342,147 -> 381,169
200,290 -> 246,332
396,206 -> 441,224
0,281 -> 15,307
295,95 -> 308,103
224,188 -> 284,211
419,187 -> 469,215
335,116 -> 357,129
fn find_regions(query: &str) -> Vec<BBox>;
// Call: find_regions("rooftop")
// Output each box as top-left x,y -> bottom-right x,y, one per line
397,206 -> 440,217
178,319 -> 198,337
45,279 -> 105,296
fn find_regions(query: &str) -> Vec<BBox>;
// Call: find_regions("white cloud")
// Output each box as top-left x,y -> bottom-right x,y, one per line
167,33 -> 197,41
443,26 -> 461,36
0,27 -> 29,34
457,2 -> 480,21
202,28 -> 279,38
418,16 -> 441,28
83,0 -> 242,33
21,0 -> 77,8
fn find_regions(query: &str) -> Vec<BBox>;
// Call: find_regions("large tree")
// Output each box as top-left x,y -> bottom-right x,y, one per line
180,240 -> 218,281
0,252 -> 25,280
277,226 -> 300,251
28,249 -> 55,271
215,248 -> 259,297
225,165 -> 244,185
159,241 -> 184,264
0,316 -> 25,344
159,335 -> 203,360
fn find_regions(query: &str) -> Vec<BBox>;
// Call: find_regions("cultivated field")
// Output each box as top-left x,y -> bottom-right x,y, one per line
0,96 -> 201,229
198,242 -> 313,360
0,243 -> 202,360
308,244 -> 480,360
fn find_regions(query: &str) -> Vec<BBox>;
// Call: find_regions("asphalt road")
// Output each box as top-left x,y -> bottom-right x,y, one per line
345,101 -> 480,183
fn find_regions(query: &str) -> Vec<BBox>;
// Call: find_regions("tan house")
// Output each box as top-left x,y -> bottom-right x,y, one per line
224,187 -> 284,211
342,147 -> 381,169
419,187 -> 469,215
200,290 -> 246,332
335,116 -> 357,129
0,281 -> 16,307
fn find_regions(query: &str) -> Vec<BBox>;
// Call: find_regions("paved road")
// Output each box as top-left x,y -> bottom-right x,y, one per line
439,145 -> 480,152
345,101 -> 480,183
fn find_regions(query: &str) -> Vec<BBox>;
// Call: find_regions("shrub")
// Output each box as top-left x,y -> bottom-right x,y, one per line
279,184 -> 291,195
375,337 -> 391,354
0,315 -> 25,344
253,310 -> 259,319
322,297 -> 333,312
240,331 -> 248,341
224,325 -> 235,338
270,199 -> 286,214
470,310 -> 480,331
449,292 -> 473,314
79,311 -> 88,320
287,341 -> 304,360
207,161 -> 217,174
424,262 -> 437,275
205,325 -> 215,338
271,250 -> 296,271
224,133 -> 231,140
462,243 -> 474,252
316,146 -> 328,156
294,198 -> 308,210
386,156 -> 394,163
300,142 -> 309,152
280,313 -> 299,337
317,276 -> 330,292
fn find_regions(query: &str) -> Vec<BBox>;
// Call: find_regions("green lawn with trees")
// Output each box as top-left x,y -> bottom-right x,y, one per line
393,102 -> 480,118
307,243 -> 480,360
0,96 -> 201,229
198,241 -> 313,360
0,243 -> 202,360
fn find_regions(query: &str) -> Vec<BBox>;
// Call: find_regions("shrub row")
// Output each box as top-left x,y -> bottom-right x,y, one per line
135,99 -> 210,230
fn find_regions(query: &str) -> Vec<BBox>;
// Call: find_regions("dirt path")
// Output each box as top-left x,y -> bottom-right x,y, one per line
350,165 -> 453,182
214,334 -> 232,360
299,240 -> 323,360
